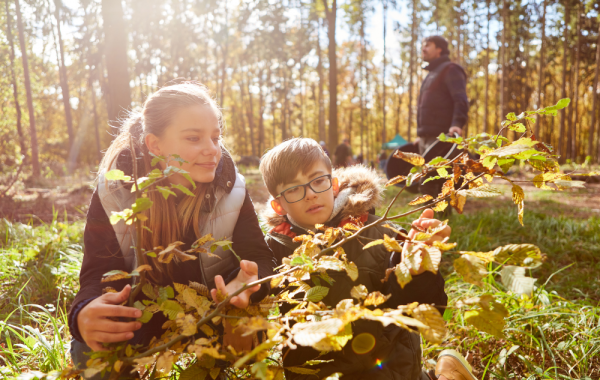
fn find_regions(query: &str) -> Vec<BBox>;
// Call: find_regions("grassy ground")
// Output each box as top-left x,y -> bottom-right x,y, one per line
378,182 -> 600,379
1,169 -> 599,379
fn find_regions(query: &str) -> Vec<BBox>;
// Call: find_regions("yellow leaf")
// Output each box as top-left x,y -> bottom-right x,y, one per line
350,285 -> 368,300
156,351 -> 175,373
404,245 -> 423,272
101,270 -> 131,283
194,234 -> 214,246
292,318 -> 345,346
158,241 -> 185,263
412,304 -> 447,344
492,244 -> 544,268
432,200 -> 448,212
113,360 -> 123,373
385,175 -> 407,187
464,309 -> 505,338
286,367 -> 320,375
511,185 -> 525,226
456,250 -> 494,262
173,283 -> 188,294
177,313 -> 198,336
409,194 -> 433,205
363,291 -> 391,307
343,223 -> 360,231
394,262 -> 412,289
179,364 -> 207,380
270,275 -> 284,289
450,192 -> 467,214
393,150 -> 425,166
453,254 -> 487,287
457,185 -> 503,198
134,264 -> 152,274
421,246 -> 442,274
383,234 -> 402,252
363,239 -> 384,250
440,180 -> 454,197
173,249 -> 198,262
209,367 -> 220,379
500,266 -> 537,295
433,240 -> 457,251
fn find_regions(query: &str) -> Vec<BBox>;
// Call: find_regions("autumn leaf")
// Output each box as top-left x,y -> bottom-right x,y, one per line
450,192 -> 467,214
156,351 -> 175,373
286,367 -> 320,375
363,291 -> 391,307
393,150 -> 425,166
412,304 -> 447,344
404,245 -> 423,272
189,281 -> 209,296
453,254 -> 487,287
433,240 -> 457,251
482,143 -> 533,158
492,244 -> 544,268
158,241 -> 185,263
101,270 -> 133,283
394,262 -> 412,289
457,185 -> 503,198
464,309 -> 506,339
385,175 -> 407,187
511,185 -> 525,226
432,200 -> 448,212
440,180 -> 454,198
105,169 -> 131,182
383,234 -> 403,252
363,239 -> 384,250
409,194 -> 433,205
179,364 -> 208,380
177,313 -> 198,336
421,246 -> 442,274
160,300 -> 184,320
343,223 -> 360,231
500,266 -> 537,295
350,285 -> 368,300
292,318 -> 345,346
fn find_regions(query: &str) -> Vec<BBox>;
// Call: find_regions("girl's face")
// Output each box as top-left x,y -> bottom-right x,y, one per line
146,105 -> 222,188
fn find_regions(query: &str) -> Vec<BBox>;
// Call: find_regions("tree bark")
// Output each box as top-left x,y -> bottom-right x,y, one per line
499,0 -> 507,129
101,0 -> 132,124
407,0 -> 417,142
53,0 -> 74,147
558,1 -> 570,160
590,21 -> 600,161
484,0 -> 490,134
5,0 -> 27,160
535,0 -> 546,139
15,0 -> 40,177
381,0 -> 387,145
90,72 -> 102,161
242,69 -> 256,157
570,4 -> 581,161
322,0 -> 338,148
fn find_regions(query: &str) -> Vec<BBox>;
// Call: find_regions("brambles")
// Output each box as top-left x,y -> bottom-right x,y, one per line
30,99 -> 599,379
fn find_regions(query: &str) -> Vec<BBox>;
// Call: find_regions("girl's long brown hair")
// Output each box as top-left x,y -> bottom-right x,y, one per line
98,82 -> 224,283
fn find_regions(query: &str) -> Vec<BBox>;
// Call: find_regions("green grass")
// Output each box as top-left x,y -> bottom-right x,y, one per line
1,185 -> 599,379
0,215 -> 83,378
379,186 -> 600,379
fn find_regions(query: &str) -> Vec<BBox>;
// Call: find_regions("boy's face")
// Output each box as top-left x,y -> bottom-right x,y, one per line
271,161 -> 339,230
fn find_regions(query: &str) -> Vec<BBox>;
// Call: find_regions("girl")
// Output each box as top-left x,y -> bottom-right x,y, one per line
69,82 -> 274,374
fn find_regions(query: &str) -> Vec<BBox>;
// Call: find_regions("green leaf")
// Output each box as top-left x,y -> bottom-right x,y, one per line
492,244 -> 544,268
105,169 -> 131,181
436,167 -> 449,177
290,256 -> 307,267
505,112 -> 517,121
132,197 -> 153,214
508,123 -> 526,133
305,286 -> 329,302
171,183 -> 195,196
554,98 -> 571,109
157,186 -> 177,200
137,311 -> 153,324
454,255 -> 487,287
150,153 -> 167,167
427,156 -> 447,165
160,299 -> 184,320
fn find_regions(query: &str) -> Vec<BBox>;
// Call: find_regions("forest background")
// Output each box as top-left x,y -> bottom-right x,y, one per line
1,0 -> 600,179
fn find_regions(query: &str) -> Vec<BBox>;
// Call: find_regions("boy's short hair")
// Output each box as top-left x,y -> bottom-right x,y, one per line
424,35 -> 450,55
260,138 -> 332,196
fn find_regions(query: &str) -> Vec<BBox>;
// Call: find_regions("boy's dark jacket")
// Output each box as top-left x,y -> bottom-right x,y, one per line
261,165 -> 448,380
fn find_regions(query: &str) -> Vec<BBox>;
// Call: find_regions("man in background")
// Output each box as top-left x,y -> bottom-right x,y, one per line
417,36 -> 468,155
334,138 -> 353,168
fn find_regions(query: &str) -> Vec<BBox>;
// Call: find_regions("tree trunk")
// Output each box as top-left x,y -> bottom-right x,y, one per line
558,1 -> 570,160
359,15 -> 365,155
243,69 -> 256,157
570,5 -> 581,161
484,0 -> 490,134
5,0 -> 27,160
101,0 -> 132,124
535,0 -> 546,139
53,0 -> 74,147
499,0 -> 507,129
316,19 -> 326,143
407,0 -> 417,142
15,0 -> 40,177
219,5 -> 229,106
90,73 -> 102,161
322,0 -> 338,148
258,68 -> 265,155
381,0 -> 387,145
590,21 -> 600,161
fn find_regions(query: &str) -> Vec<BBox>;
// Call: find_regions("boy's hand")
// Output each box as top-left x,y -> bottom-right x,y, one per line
402,209 -> 451,275
211,260 -> 261,309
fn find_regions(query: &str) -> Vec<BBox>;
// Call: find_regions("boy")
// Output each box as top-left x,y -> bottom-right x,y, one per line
259,138 -> 476,380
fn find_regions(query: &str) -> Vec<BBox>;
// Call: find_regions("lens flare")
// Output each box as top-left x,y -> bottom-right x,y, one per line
376,359 -> 383,368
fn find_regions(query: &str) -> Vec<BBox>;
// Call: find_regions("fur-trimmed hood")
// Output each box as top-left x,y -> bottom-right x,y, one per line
261,165 -> 384,229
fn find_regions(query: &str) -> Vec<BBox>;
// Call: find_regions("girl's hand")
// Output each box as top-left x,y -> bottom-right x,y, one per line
211,260 -> 261,309
77,284 -> 143,351
401,209 -> 452,275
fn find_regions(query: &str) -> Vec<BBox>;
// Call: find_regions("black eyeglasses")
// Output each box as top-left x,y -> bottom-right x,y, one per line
276,175 -> 333,203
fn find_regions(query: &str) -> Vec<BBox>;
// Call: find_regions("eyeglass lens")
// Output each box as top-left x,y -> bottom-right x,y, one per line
283,176 -> 332,203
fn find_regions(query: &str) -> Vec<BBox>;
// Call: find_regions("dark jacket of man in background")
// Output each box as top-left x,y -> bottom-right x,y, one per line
417,46 -> 468,139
